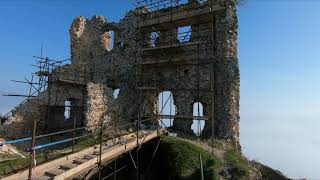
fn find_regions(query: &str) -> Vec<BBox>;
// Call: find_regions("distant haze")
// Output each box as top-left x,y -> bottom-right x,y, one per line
0,0 -> 319,178
239,0 -> 320,179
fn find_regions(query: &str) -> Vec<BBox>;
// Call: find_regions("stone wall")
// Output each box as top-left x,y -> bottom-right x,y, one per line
2,0 -> 240,146
86,82 -> 113,132
82,0 -> 239,144
2,63 -> 88,139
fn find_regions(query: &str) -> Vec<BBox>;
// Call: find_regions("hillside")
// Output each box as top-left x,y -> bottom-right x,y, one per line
137,136 -> 289,180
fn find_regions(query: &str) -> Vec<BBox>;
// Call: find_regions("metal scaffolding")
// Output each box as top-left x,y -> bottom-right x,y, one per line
113,0 -> 217,179
0,0 -> 219,179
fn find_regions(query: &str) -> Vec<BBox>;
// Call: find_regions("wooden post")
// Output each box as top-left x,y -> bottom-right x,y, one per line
98,118 -> 104,180
114,157 -> 117,180
136,89 -> 142,180
72,117 -> 76,153
199,154 -> 204,180
210,1 -> 215,155
28,119 -> 37,180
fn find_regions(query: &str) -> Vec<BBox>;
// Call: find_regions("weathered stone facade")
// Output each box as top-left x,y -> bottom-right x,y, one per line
86,82 -> 113,131
2,0 -> 240,146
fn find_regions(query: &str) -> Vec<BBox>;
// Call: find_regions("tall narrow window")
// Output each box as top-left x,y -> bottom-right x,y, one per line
150,31 -> 160,47
178,26 -> 192,43
191,102 -> 205,136
113,88 -> 120,99
103,30 -> 115,51
158,91 -> 176,128
64,100 -> 72,121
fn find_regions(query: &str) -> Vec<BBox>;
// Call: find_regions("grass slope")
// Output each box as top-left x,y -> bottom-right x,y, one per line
159,136 -> 255,180
160,137 -> 221,179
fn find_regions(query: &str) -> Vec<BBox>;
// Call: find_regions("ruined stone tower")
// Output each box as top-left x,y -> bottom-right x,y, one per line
3,0 -> 240,146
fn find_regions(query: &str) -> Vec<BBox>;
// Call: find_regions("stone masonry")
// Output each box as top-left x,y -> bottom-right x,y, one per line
2,0 -> 240,146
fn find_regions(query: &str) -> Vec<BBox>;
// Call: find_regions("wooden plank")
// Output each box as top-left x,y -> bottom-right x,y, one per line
35,71 -> 50,76
144,115 -> 209,120
54,129 -> 166,180
45,168 -> 66,177
51,79 -> 86,86
135,87 -> 158,90
141,41 -> 203,51
139,58 -> 212,66
2,146 -> 100,180
160,115 -> 209,120
2,131 -> 160,180
73,159 -> 87,164
138,6 -> 223,29
83,155 -> 96,160
60,163 -> 78,170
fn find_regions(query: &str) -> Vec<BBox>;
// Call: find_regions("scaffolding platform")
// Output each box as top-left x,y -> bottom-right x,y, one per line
138,5 -> 223,30
51,79 -> 87,86
141,41 -> 203,52
157,115 -> 209,120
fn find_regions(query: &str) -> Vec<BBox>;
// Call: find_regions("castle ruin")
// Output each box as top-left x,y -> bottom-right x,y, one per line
2,0 -> 240,146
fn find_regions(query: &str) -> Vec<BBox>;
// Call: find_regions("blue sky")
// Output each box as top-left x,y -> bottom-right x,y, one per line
239,1 -> 320,179
0,0 -> 319,179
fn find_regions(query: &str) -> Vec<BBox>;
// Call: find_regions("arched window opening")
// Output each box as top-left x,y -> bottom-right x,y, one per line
64,99 -> 72,121
158,91 -> 176,128
103,30 -> 115,51
178,26 -> 192,43
113,88 -> 120,99
191,102 -> 205,136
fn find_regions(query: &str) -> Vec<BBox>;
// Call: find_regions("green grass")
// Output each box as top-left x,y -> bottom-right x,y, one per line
207,139 -> 225,150
161,137 -> 222,180
73,136 -> 98,150
224,148 -> 250,179
0,153 -> 54,177
160,137 -> 252,180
